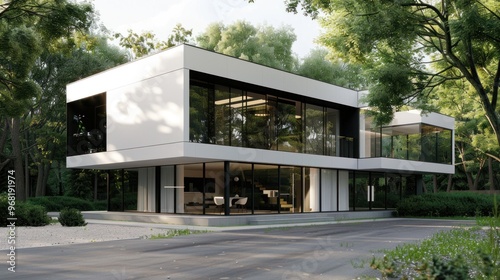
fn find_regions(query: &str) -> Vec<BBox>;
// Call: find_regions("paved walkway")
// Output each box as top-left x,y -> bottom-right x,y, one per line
1,218 -> 475,279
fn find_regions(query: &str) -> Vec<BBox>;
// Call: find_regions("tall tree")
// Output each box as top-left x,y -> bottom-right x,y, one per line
28,34 -> 127,196
280,0 -> 500,149
297,48 -> 367,89
197,21 -> 298,71
0,0 -> 94,200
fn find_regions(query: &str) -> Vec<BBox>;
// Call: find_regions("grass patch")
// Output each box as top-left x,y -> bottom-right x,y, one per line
148,229 -> 209,239
367,217 -> 500,279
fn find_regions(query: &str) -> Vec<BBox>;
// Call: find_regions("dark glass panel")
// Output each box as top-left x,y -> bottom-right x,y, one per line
67,92 -> 106,155
277,98 -> 301,152
245,92 -> 270,149
325,108 -> 338,156
230,88 -> 244,147
189,84 -> 215,143
305,104 -> 324,155
253,164 -> 279,214
214,85 -> 231,145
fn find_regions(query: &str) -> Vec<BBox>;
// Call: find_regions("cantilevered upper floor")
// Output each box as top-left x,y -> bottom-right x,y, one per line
66,44 -> 454,174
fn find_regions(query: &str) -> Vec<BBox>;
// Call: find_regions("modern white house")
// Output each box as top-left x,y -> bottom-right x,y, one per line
66,44 -> 454,217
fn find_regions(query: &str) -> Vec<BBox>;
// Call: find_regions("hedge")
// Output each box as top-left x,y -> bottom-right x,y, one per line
397,192 -> 496,217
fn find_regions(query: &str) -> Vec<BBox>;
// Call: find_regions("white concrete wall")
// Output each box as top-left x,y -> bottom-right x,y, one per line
66,46 -> 185,102
107,69 -> 186,151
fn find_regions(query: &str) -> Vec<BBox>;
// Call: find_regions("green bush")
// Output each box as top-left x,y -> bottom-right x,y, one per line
0,193 -> 51,227
16,203 -> 52,226
0,193 -> 11,227
28,196 -> 95,211
397,192 -> 495,217
59,208 -> 87,227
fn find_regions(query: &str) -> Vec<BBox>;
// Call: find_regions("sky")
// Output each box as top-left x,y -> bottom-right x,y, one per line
89,0 -> 321,58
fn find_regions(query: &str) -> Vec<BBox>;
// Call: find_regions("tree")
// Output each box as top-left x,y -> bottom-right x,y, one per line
197,21 -> 298,71
280,0 -> 500,150
0,0 -> 94,201
297,48 -> 367,89
114,23 -> 193,59
28,34 -> 127,196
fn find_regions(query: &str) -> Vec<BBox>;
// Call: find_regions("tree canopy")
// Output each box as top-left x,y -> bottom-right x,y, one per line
281,0 -> 500,150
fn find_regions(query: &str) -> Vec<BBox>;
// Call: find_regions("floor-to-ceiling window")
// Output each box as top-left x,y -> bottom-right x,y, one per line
109,163 -> 416,215
189,71 -> 354,158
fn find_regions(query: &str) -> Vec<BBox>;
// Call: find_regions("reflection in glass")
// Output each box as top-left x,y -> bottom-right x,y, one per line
253,164 -> 279,214
305,104 -> 324,155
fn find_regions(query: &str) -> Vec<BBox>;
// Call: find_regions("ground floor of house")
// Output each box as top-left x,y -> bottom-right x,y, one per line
100,160 -> 423,216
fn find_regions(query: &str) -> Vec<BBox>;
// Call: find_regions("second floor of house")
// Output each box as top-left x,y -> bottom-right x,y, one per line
66,45 -> 454,171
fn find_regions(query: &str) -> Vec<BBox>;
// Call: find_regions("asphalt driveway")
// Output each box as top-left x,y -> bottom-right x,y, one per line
1,218 -> 475,280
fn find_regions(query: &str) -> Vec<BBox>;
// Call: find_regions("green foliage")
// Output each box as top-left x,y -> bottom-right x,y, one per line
286,0 -> 500,148
28,196 -> 95,211
197,21 -> 298,71
0,193 -> 51,226
397,192 -> 494,217
297,48 -> 367,89
370,197 -> 500,279
16,203 -> 52,226
115,23 -> 192,59
148,229 -> 209,239
58,208 -> 87,227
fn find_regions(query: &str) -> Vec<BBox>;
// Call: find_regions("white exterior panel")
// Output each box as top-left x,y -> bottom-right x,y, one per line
66,46 -> 185,102
358,158 -> 455,174
107,69 -> 186,151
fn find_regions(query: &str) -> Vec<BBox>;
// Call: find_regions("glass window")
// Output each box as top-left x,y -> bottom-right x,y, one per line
229,163 -> 252,214
67,92 -> 106,155
189,74 -> 356,159
277,98 -> 302,153
214,85 -> 231,145
325,108 -> 338,156
244,92 -> 269,149
305,104 -> 324,155
253,164 -> 279,214
189,83 -> 215,143
230,88 -> 244,147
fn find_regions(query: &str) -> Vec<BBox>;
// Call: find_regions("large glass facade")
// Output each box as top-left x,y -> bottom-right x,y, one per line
104,163 -> 420,215
363,116 -> 452,164
189,72 -> 354,157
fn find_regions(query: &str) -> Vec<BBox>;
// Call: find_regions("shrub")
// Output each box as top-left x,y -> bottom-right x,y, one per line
16,203 -> 52,226
59,208 -> 87,227
0,193 -> 51,227
0,193 -> 11,227
28,196 -> 95,211
397,192 -> 495,217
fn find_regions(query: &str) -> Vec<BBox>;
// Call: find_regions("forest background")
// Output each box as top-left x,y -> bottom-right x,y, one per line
0,0 -> 498,201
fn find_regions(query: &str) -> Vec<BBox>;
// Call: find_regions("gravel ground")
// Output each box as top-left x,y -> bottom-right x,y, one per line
1,222 -> 185,250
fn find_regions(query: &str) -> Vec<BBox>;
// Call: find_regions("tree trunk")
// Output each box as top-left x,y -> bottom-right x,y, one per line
432,174 -> 438,193
10,117 -> 26,201
446,174 -> 453,192
489,157 -> 495,192
35,163 -> 50,196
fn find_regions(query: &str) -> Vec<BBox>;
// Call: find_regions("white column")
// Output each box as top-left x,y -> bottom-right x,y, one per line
176,165 -> 185,213
309,168 -> 320,212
